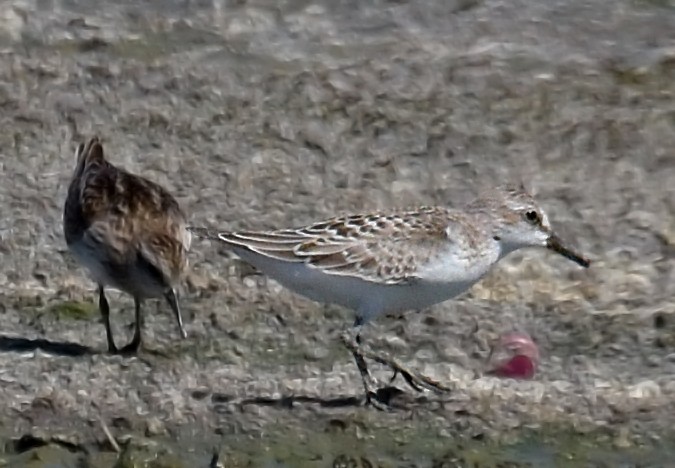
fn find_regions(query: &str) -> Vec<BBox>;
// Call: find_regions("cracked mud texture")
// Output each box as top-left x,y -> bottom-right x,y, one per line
0,0 -> 674,466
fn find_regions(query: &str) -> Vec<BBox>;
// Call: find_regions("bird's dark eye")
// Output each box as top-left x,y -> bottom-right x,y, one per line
525,210 -> 540,224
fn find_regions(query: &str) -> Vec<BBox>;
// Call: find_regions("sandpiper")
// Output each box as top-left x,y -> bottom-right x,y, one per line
189,184 -> 590,407
63,137 -> 191,353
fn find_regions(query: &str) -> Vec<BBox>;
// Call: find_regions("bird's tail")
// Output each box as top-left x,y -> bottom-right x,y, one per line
187,226 -> 224,240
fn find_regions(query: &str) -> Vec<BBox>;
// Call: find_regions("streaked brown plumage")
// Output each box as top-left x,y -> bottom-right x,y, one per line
63,137 -> 191,353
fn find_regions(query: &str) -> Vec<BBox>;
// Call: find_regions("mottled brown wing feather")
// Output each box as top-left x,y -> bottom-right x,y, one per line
221,207 -> 451,284
76,159 -> 189,282
297,232 -> 448,284
219,230 -> 315,262
83,219 -> 136,266
83,217 -> 188,283
138,232 -> 190,284
79,167 -> 185,226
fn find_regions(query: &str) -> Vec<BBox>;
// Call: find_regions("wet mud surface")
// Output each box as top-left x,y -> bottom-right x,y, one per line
0,0 -> 674,466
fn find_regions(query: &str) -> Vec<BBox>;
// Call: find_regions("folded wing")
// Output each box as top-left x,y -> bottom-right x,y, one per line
213,207 -> 452,285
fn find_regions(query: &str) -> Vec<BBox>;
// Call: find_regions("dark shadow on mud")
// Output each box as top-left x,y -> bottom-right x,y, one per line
240,395 -> 362,408
0,335 -> 94,357
8,434 -> 88,455
237,386 -> 427,409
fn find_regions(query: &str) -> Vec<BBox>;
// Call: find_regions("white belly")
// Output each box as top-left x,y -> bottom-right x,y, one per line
233,247 -> 485,323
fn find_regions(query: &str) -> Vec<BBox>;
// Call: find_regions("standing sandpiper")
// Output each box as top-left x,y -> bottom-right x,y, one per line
63,137 -> 191,353
189,184 -> 590,407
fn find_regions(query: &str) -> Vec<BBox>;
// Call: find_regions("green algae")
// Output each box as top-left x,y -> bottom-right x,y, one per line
49,300 -> 97,321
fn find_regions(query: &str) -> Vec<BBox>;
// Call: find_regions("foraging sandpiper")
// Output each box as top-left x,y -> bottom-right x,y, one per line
189,184 -> 590,406
63,137 -> 191,353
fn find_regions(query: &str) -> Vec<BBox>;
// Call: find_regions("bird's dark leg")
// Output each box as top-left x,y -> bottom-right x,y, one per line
342,316 -> 453,399
357,343 -> 453,394
165,288 -> 188,340
341,317 -> 390,410
98,285 -> 117,353
388,308 -> 436,389
119,297 -> 143,354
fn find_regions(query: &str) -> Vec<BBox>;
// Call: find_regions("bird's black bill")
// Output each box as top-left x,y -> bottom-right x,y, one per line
546,235 -> 591,268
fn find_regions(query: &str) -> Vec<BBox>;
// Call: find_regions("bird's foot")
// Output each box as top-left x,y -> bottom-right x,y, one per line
116,336 -> 141,355
340,330 -> 453,405
380,354 -> 453,393
364,386 -> 411,411
105,338 -> 118,354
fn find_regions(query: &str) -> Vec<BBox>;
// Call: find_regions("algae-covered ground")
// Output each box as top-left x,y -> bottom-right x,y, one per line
0,0 -> 674,466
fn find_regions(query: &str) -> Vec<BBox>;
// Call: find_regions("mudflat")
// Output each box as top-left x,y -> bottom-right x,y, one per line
0,0 -> 673,466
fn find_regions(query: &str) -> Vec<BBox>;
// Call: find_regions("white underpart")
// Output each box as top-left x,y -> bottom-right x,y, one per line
232,239 -> 502,324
